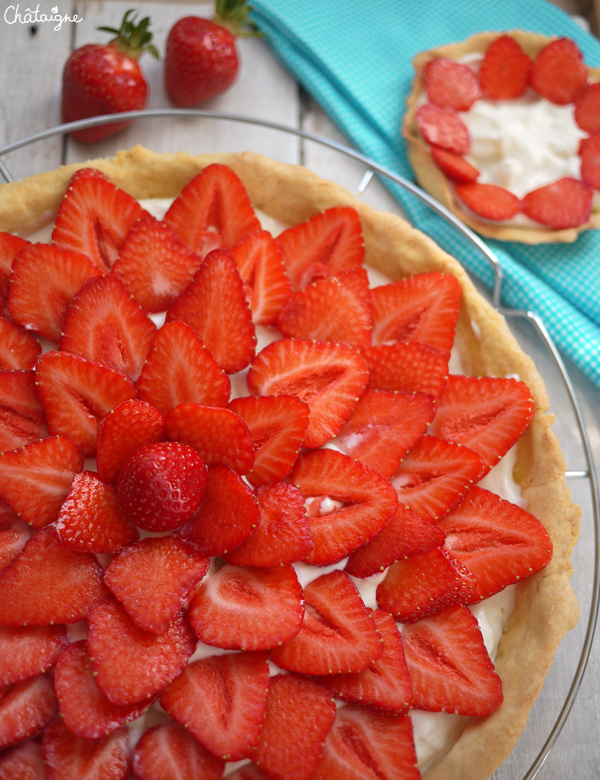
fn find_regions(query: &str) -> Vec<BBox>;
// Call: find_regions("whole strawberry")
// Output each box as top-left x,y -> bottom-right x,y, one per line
165,0 -> 259,107
61,10 -> 159,143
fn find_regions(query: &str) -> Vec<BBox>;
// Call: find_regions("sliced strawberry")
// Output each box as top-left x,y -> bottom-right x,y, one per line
166,403 -> 254,474
391,435 -> 483,523
0,625 -> 68,686
402,604 -> 503,716
112,213 -> 202,312
137,320 -> 231,415
228,394 -> 309,487
290,449 -> 397,565
87,596 -> 196,706
0,319 -> 40,370
52,170 -> 144,272
579,133 -> 600,189
431,147 -> 480,183
226,765 -> 271,780
224,482 -> 313,567
189,564 -> 304,650
575,82 -> 600,133
8,243 -> 102,342
230,230 -> 292,325
0,370 -> 48,453
479,34 -> 532,99
54,641 -> 154,739
314,610 -> 412,714
178,465 -> 259,556
0,232 -> 30,319
36,351 -> 137,457
56,470 -> 138,553
160,651 -> 269,761
0,435 -> 83,530
252,673 -> 336,780
363,342 -> 449,398
278,268 -> 372,351
344,502 -> 446,579
104,536 -> 209,634
270,570 -> 383,675
275,206 -> 364,291
0,526 -> 107,626
455,181 -> 521,221
424,57 -> 481,111
134,722 -> 225,780
416,103 -> 470,155
0,506 -> 31,573
164,164 -> 261,257
521,177 -> 592,229
0,675 -> 57,749
314,704 -> 420,780
248,339 -> 368,448
334,389 -> 436,478
427,375 -> 534,476
439,486 -> 553,602
530,37 -> 587,105
0,739 -> 45,779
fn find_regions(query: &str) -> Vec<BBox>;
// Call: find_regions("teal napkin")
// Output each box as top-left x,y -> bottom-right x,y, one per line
251,0 -> 600,386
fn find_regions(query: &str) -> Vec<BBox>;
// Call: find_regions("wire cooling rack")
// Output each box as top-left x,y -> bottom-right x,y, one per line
0,109 -> 597,780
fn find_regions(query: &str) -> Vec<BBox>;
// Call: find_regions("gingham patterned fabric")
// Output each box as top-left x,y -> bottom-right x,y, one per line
252,0 -> 600,386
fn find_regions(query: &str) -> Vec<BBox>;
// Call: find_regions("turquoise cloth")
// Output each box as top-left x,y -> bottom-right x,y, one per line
251,0 -> 600,386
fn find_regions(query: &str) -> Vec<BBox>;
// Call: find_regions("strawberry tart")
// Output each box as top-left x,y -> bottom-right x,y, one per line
403,30 -> 600,243
0,146 -> 580,779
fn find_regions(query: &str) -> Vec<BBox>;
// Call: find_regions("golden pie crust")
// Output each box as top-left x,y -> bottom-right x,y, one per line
403,30 -> 600,244
0,146 -> 580,779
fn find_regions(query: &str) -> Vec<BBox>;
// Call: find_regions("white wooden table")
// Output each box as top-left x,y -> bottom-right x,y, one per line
1,2 -> 599,778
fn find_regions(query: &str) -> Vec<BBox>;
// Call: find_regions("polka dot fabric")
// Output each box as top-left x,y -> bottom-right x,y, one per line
252,0 -> 600,386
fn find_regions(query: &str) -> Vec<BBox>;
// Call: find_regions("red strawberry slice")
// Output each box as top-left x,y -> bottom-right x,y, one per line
530,37 -> 587,105
314,610 -> 412,714
0,625 -> 69,686
0,435 -> 83,530
344,502 -> 446,579
424,57 -> 481,111
228,394 -> 309,487
0,232 -> 30,319
270,570 -> 383,675
52,169 -> 144,272
227,766 -> 272,780
56,470 -> 138,554
189,564 -> 304,650
112,213 -> 202,312
166,249 -> 256,374
87,596 -> 196,706
439,486 -> 553,602
275,206 -> 364,291
0,319 -> 40,370
521,177 -> 592,229
0,370 -> 48,453
247,339 -> 369,449
363,342 -> 449,398
0,675 -> 57,749
391,435 -> 483,523
291,449 -> 397,565
166,403 -> 255,474
164,164 -> 261,257
96,398 -> 166,484
579,133 -> 600,189
54,641 -> 154,739
160,651 -> 269,761
252,673 -> 336,780
455,181 -> 521,221
314,704 -> 420,780
431,147 -> 480,183
371,272 -> 461,353
575,82 -> 600,133
134,722 -> 225,780
104,536 -> 209,634
230,230 -> 293,325
401,604 -> 503,716
278,268 -> 372,351
224,482 -> 313,567
427,375 -> 534,476
479,34 -> 532,99
178,465 -> 259,556
416,103 -> 470,155
0,739 -> 45,778
137,320 -> 231,415
334,389 -> 436,478
0,506 -> 31,573
8,243 -> 102,342
0,526 -> 107,626
36,351 -> 137,457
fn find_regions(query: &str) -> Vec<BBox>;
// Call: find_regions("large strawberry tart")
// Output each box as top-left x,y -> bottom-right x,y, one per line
0,146 -> 580,779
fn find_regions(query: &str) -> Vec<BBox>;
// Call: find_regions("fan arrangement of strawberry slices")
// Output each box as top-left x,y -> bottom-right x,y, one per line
417,34 -> 600,230
0,162 -> 553,780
